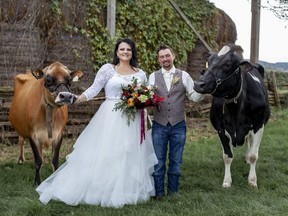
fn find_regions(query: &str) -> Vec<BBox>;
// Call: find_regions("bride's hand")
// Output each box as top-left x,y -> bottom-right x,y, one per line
74,94 -> 87,104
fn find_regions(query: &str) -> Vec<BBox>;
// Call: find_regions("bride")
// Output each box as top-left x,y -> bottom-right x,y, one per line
36,38 -> 158,208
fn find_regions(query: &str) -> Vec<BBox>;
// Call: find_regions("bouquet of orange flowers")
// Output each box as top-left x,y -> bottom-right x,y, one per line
113,77 -> 164,125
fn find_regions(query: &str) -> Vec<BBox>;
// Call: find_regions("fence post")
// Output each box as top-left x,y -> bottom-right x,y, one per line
271,71 -> 281,108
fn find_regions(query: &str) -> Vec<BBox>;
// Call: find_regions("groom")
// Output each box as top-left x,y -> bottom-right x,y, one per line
148,44 -> 204,199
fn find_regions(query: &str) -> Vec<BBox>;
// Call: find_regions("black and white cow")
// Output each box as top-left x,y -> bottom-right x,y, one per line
194,44 -> 270,188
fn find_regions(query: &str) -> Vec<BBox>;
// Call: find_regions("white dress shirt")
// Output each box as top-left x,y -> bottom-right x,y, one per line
163,69 -> 172,90
148,65 -> 204,102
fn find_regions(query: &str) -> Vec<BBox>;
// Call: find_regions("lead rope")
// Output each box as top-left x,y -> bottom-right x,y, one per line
224,72 -> 243,104
45,103 -> 53,138
223,72 -> 243,114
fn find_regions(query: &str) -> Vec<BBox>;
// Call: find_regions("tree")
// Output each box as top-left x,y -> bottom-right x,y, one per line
262,0 -> 288,20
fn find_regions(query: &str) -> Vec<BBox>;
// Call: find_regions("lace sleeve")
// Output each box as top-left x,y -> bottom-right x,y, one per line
138,69 -> 148,83
82,64 -> 114,101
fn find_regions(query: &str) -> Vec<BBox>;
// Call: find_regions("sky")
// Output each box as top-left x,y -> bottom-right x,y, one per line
210,0 -> 288,63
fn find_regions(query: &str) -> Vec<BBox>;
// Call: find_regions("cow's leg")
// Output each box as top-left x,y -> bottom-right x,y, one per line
17,136 -> 26,164
246,127 -> 264,188
51,136 -> 63,171
221,130 -> 234,188
29,138 -> 43,186
223,154 -> 233,187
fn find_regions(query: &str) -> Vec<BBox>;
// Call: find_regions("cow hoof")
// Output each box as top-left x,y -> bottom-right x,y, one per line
18,158 -> 24,164
248,178 -> 258,188
34,181 -> 41,187
222,180 -> 232,188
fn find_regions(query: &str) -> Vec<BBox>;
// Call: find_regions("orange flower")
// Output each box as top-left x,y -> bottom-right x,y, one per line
133,92 -> 139,98
113,77 -> 165,126
127,98 -> 134,107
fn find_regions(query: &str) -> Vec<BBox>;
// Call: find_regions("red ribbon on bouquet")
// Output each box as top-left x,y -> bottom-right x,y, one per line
140,109 -> 145,144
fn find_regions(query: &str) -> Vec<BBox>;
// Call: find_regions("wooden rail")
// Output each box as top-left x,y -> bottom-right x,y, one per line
0,73 -> 285,142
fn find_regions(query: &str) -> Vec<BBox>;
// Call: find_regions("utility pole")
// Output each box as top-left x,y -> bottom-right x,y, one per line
107,0 -> 116,38
250,0 -> 261,64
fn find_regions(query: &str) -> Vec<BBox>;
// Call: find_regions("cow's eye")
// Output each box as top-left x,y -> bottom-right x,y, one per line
63,77 -> 72,86
45,75 -> 54,86
68,77 -> 73,84
224,62 -> 232,69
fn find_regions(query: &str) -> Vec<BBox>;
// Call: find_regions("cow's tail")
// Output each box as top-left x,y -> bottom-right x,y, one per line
253,63 -> 265,78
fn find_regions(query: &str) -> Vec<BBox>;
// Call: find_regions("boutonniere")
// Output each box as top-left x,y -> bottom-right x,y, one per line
172,76 -> 180,86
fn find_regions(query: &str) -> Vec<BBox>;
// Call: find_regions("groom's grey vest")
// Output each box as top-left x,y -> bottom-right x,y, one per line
153,69 -> 186,126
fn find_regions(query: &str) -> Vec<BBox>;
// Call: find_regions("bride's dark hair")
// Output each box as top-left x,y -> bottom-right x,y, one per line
112,38 -> 138,68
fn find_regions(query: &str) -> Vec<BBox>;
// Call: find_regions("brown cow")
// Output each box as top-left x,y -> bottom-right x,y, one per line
9,61 -> 83,186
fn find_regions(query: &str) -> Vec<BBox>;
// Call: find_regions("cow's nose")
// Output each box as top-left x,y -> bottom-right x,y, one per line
200,69 -> 206,75
195,80 -> 205,88
55,92 -> 75,105
59,92 -> 72,100
194,80 -> 207,94
198,81 -> 206,88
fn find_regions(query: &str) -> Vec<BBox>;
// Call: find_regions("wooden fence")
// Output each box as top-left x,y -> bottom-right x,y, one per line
0,88 -> 104,142
0,71 -> 286,143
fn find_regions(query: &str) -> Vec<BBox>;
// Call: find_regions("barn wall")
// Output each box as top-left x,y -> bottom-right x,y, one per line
0,0 -> 238,87
0,1 -> 239,142
0,24 -> 44,86
0,0 -> 94,89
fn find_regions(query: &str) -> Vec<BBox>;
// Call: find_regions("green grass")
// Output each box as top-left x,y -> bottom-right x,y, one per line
1,108 -> 288,216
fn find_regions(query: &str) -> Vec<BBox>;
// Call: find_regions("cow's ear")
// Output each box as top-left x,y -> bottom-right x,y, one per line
32,69 -> 44,79
70,70 -> 84,82
239,61 -> 253,72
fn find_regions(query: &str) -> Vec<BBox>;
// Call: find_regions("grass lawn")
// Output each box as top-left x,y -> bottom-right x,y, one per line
0,108 -> 287,216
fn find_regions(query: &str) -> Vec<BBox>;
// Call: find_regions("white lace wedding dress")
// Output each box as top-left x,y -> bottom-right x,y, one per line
36,63 -> 158,208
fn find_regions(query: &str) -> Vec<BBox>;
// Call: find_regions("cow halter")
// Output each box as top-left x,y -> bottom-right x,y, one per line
224,71 -> 243,104
208,67 -> 240,96
44,82 -> 71,94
